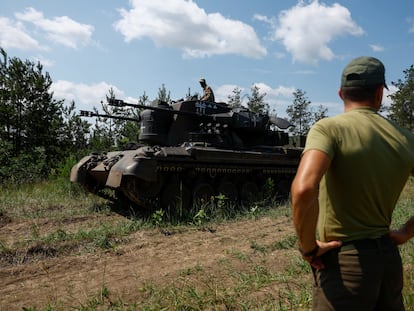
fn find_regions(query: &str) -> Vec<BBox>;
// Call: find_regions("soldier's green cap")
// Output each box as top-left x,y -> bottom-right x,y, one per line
341,56 -> 388,89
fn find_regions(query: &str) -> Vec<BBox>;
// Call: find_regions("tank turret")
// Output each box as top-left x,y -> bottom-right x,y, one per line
71,97 -> 303,211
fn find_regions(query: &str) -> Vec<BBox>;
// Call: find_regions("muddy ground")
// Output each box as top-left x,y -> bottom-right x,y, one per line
0,208 -> 302,310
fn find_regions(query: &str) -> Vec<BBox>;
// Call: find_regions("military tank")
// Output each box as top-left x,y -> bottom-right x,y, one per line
70,97 -> 303,211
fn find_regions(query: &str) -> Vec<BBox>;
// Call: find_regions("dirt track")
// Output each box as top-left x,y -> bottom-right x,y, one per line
0,211 -> 299,310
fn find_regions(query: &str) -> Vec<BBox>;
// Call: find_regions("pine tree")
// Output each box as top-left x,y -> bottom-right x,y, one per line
0,48 -> 65,181
247,85 -> 268,113
313,104 -> 328,123
0,51 -> 63,157
156,83 -> 171,103
286,89 -> 313,135
227,87 -> 242,108
60,100 -> 90,155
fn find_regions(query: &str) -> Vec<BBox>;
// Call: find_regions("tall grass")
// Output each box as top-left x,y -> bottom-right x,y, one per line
0,178 -> 101,219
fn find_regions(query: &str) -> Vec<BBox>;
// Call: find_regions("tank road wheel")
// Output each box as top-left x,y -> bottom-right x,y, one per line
275,177 -> 292,201
216,179 -> 238,201
193,180 -> 215,207
122,176 -> 161,209
240,181 -> 261,206
161,179 -> 191,211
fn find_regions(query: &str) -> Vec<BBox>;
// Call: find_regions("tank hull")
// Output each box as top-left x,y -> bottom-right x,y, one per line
70,144 -> 301,210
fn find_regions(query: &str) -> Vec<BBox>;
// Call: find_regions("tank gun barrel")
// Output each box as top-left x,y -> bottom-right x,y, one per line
107,98 -> 197,117
107,98 -> 146,109
80,110 -> 140,122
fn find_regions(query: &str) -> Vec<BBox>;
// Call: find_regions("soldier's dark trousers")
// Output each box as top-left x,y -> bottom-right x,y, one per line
312,234 -> 405,311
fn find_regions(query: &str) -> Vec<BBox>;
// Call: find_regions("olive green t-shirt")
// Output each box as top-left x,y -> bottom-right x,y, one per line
305,107 -> 414,242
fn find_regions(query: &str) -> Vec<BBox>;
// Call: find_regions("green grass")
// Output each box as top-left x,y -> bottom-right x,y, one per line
2,178 -> 414,310
391,179 -> 414,308
0,178 -> 103,219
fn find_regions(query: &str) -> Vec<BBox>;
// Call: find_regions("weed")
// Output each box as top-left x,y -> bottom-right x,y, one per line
228,249 -> 249,262
151,209 -> 164,226
193,208 -> 208,226
180,264 -> 204,276
272,234 -> 297,250
250,240 -> 268,254
249,205 -> 260,219
0,240 -> 10,253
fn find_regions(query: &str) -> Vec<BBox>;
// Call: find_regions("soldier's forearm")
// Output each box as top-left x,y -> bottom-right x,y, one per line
291,187 -> 319,253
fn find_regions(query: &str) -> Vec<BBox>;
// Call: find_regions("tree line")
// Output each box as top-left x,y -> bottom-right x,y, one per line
1,47 -> 413,184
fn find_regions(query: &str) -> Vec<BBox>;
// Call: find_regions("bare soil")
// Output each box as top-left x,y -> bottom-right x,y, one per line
0,210 -> 299,310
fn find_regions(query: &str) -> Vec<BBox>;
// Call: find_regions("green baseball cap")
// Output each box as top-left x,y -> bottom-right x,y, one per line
341,56 -> 388,89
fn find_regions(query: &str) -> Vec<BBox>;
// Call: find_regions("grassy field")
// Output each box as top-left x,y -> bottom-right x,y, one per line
0,178 -> 414,310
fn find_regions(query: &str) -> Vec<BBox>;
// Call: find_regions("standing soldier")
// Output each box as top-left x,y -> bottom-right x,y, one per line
199,78 -> 215,102
291,56 -> 414,310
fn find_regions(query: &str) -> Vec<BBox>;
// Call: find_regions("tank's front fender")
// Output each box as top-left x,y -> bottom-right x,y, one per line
70,155 -> 94,183
106,156 -> 157,188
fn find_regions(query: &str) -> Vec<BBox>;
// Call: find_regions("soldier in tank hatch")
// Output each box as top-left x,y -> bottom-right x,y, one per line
199,78 -> 215,102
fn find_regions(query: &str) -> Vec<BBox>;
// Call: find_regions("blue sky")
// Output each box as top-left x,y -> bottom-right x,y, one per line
1,0 -> 414,118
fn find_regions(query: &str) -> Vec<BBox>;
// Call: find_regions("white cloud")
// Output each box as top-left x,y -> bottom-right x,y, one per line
271,1 -> 364,64
251,83 -> 296,116
215,84 -> 244,103
253,14 -> 271,24
15,7 -> 94,49
34,55 -> 55,67
51,80 -> 126,111
114,0 -> 266,58
269,85 -> 297,98
0,17 -> 45,50
370,44 -> 384,52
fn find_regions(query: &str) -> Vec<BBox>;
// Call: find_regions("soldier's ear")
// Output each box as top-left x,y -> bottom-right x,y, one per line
338,88 -> 344,100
